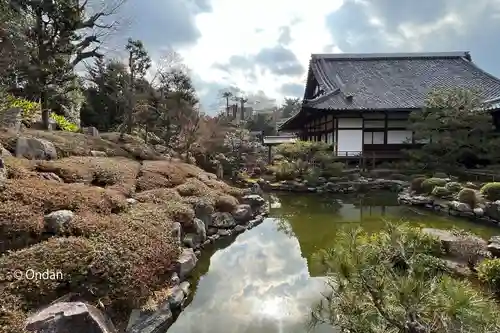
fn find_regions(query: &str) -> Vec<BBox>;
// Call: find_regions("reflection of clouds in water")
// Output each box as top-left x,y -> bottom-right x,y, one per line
168,218 -> 332,333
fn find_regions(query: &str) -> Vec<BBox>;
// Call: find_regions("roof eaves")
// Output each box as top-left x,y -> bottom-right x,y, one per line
311,51 -> 470,60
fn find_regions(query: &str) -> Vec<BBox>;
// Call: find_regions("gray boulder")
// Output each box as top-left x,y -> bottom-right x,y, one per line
487,236 -> 500,258
210,212 -> 236,228
90,150 -> 107,157
194,200 -> 214,230
171,222 -> 182,245
176,248 -> 197,279
127,303 -> 173,333
16,137 -> 57,160
232,204 -> 253,223
193,218 -> 207,242
242,194 -> 265,208
25,302 -> 116,333
44,210 -> 75,233
484,201 -> 500,221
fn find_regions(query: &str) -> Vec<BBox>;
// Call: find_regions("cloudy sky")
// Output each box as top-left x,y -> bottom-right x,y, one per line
111,0 -> 500,114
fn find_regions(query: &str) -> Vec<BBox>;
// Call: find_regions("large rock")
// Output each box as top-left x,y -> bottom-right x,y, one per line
194,200 -> 214,230
210,212 -> 236,228
232,204 -> 253,223
422,228 -> 488,264
171,222 -> 182,245
25,302 -> 116,333
193,218 -> 207,242
449,200 -> 472,213
484,201 -> 500,221
242,194 -> 265,208
44,210 -> 75,233
487,236 -> 500,258
127,302 -> 173,333
176,248 -> 197,279
82,126 -> 99,137
16,137 -> 57,160
0,143 -> 12,157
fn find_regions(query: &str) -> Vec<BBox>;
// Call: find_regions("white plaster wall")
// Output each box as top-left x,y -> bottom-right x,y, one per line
337,130 -> 362,155
338,118 -> 362,128
387,130 -> 413,144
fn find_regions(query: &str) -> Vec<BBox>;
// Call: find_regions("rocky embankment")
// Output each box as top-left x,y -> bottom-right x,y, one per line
398,189 -> 500,226
0,128 -> 270,333
238,176 -> 408,194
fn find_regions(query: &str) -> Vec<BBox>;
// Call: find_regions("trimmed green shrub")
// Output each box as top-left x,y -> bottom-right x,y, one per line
477,258 -> 500,295
431,186 -> 451,198
445,181 -> 463,193
421,178 -> 447,194
457,188 -> 483,208
321,162 -> 344,178
273,161 -> 298,181
304,168 -> 322,186
480,182 -> 500,201
410,176 -> 427,193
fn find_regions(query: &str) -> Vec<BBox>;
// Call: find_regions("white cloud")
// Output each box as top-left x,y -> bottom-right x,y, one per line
177,0 -> 345,112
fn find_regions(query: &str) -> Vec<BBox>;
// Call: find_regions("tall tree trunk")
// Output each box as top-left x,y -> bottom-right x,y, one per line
36,9 -> 50,130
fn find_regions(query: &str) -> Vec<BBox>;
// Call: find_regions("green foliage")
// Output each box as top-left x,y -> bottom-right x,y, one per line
445,181 -> 463,193
477,259 -> 500,295
421,177 -> 448,194
309,223 -> 500,333
50,113 -> 78,132
321,162 -> 344,178
480,182 -> 500,201
276,140 -> 331,161
410,176 -> 427,193
432,186 -> 452,198
457,188 -> 483,208
408,87 -> 500,171
273,161 -> 298,181
5,95 -> 41,123
303,168 -> 322,186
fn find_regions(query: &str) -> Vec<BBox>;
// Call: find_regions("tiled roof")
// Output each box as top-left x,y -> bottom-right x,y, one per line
304,52 -> 500,110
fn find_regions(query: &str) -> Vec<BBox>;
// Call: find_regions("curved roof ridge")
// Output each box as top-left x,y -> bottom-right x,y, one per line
461,57 -> 500,88
311,51 -> 470,60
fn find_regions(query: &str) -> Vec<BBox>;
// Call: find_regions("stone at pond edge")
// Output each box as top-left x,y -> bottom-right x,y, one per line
193,218 -> 207,241
167,286 -> 185,310
488,236 -> 500,258
194,200 -> 214,230
242,194 -> 266,207
183,233 -> 199,248
176,248 -> 198,279
44,210 -> 75,233
232,204 -> 253,223
179,281 -> 190,296
25,301 -> 116,333
127,303 -> 173,333
210,212 -> 235,228
234,225 -> 247,233
217,229 -> 231,237
171,222 -> 182,246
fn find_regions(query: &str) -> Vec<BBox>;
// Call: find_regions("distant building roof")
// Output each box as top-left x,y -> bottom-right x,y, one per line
280,51 -> 500,130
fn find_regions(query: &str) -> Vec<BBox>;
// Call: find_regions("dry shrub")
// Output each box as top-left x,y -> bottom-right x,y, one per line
36,157 -> 140,196
175,178 -> 210,197
215,194 -> 239,212
202,178 -> 244,199
182,195 -> 216,208
0,300 -> 28,333
134,188 -> 182,204
3,157 -> 36,179
136,160 -> 204,191
0,179 -> 128,214
100,132 -> 162,160
0,201 -> 45,253
0,205 -> 181,328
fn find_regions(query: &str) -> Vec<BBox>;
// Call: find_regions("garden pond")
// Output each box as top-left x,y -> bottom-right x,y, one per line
167,192 -> 500,333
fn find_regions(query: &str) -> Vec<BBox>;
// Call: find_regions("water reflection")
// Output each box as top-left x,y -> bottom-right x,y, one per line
168,218 -> 332,333
168,192 -> 500,333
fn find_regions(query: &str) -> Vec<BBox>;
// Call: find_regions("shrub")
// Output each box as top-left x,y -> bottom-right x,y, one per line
215,194 -> 239,212
480,182 -> 500,201
304,168 -> 322,186
50,113 -> 78,132
0,178 -> 128,214
421,177 -> 447,194
410,176 -> 427,193
457,188 -> 483,208
6,95 -> 41,124
445,181 -> 463,193
175,178 -> 210,197
309,223 -> 500,332
477,258 -> 500,295
321,162 -> 344,178
134,188 -> 182,203
431,186 -> 451,198
274,161 -> 298,181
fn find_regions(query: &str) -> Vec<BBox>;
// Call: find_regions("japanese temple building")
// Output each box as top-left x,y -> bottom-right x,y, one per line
279,52 -> 500,159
